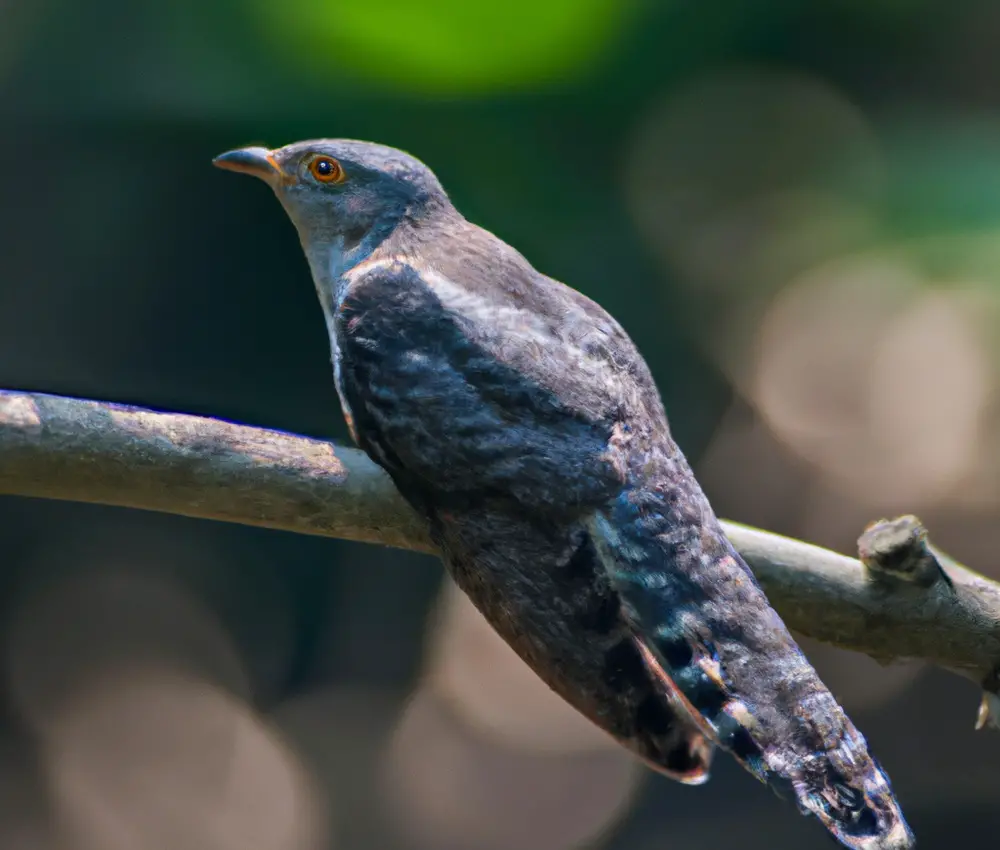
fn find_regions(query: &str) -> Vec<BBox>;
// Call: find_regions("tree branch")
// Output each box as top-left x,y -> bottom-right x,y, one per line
2,389 -> 999,723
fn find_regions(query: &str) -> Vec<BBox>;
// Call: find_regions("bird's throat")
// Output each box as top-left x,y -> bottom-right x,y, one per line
300,232 -> 369,319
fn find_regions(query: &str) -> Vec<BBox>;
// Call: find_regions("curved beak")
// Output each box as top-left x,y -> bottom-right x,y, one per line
212,146 -> 285,183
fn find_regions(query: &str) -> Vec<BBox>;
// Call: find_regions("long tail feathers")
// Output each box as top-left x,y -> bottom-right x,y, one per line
588,504 -> 914,850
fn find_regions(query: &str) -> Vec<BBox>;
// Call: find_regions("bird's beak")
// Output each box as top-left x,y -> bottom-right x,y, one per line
212,146 -> 286,184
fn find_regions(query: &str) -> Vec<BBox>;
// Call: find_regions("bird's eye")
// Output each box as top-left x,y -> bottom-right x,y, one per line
308,156 -> 345,184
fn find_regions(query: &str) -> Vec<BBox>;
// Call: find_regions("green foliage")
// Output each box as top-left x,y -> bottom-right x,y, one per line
250,0 -> 637,95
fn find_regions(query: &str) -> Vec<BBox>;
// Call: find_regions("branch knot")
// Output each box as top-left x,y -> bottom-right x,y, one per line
857,515 -> 952,590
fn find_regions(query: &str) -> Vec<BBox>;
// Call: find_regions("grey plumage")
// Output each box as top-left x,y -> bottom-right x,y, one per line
214,139 -> 914,849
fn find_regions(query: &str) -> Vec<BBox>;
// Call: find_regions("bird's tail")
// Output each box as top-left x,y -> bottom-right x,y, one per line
589,490 -> 913,850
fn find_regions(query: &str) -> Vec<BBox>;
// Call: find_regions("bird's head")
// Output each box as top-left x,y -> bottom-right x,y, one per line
213,139 -> 450,277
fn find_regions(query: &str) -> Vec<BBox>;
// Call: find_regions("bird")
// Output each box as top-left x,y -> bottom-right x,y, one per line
214,139 -> 914,850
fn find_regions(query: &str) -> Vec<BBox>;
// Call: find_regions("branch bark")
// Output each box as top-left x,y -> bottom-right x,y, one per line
2,389 -> 999,722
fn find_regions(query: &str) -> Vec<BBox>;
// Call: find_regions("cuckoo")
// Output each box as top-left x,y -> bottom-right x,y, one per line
214,139 -> 913,850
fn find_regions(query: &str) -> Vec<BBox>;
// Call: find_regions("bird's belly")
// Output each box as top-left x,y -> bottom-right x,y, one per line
446,552 -> 636,747
434,511 -> 710,779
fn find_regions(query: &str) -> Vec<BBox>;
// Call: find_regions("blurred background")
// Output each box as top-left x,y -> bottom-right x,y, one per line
2,0 -> 1000,847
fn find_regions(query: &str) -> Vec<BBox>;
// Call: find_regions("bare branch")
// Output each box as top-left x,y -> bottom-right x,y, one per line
3,389 -> 1000,711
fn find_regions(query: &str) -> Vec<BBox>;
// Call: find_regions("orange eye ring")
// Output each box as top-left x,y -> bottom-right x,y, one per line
308,156 -> 345,184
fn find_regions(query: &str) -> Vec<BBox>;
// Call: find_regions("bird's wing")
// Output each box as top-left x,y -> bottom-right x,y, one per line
333,258 -> 622,514
333,258 -> 715,783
